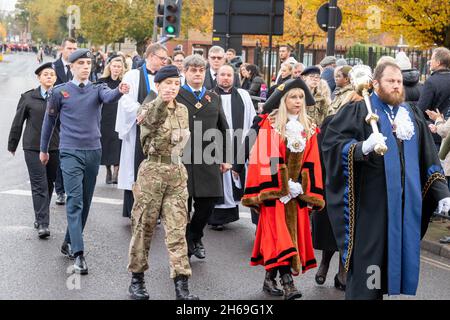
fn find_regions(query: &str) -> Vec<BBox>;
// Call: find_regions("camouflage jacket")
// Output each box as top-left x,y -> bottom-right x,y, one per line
306,89 -> 331,126
328,84 -> 356,116
138,96 -> 190,157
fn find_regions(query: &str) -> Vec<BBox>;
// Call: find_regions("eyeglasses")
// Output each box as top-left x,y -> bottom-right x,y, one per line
307,75 -> 321,80
174,59 -> 184,63
153,54 -> 168,62
209,56 -> 224,60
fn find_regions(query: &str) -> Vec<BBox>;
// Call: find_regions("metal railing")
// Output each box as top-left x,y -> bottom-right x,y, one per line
255,43 -> 434,82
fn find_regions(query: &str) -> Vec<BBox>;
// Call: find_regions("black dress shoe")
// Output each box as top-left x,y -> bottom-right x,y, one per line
73,255 -> 88,275
61,242 -> 75,259
315,273 -> 326,285
334,274 -> 346,291
38,226 -> 50,239
315,263 -> 329,285
211,224 -> 224,231
192,240 -> 206,259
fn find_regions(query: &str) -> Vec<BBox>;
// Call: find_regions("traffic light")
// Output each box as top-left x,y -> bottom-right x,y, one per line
162,0 -> 182,38
156,3 -> 164,28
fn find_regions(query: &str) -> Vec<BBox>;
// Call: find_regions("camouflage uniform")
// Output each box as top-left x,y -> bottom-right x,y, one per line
306,84 -> 331,126
127,96 -> 191,279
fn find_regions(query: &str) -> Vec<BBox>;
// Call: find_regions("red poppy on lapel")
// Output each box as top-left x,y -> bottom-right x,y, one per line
61,91 -> 70,99
205,95 -> 211,103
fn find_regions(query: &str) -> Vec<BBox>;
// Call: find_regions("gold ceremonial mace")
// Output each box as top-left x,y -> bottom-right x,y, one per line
349,65 -> 388,156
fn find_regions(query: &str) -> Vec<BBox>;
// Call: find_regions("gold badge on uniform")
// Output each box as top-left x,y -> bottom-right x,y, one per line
195,102 -> 203,109
277,84 -> 285,91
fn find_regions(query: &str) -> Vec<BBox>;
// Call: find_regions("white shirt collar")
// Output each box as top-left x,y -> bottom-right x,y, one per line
210,68 -> 217,80
71,79 -> 90,87
187,84 -> 202,93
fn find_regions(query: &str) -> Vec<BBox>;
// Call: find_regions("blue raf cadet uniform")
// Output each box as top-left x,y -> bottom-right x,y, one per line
40,49 -> 124,274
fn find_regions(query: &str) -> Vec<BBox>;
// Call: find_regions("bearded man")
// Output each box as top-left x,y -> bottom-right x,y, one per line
322,61 -> 450,300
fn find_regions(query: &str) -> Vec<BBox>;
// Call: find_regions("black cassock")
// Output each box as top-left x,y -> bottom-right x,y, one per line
322,95 -> 450,300
209,87 -> 247,225
312,115 -> 338,251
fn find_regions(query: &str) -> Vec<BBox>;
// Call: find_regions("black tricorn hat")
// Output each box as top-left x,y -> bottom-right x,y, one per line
262,78 -> 315,114
35,62 -> 55,75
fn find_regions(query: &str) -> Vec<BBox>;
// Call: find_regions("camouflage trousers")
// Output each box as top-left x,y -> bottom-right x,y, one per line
127,159 -> 191,278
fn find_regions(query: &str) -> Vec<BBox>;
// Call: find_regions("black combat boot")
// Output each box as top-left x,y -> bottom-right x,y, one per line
263,269 -> 283,296
174,275 -> 200,300
129,273 -> 149,300
280,273 -> 302,300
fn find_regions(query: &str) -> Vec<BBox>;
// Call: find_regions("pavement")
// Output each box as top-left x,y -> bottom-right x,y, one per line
0,52 -> 449,300
422,217 -> 450,259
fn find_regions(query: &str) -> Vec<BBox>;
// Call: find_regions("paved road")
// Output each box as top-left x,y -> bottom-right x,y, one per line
0,53 -> 449,300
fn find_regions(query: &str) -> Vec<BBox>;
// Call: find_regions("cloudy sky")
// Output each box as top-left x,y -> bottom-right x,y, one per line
0,0 -> 17,11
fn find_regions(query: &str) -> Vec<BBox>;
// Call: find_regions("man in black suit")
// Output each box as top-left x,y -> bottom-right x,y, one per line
203,46 -> 240,90
52,38 -> 78,205
54,38 -> 78,86
176,54 -> 232,260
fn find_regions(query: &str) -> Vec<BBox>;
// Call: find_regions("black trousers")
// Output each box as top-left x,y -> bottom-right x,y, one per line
187,197 -> 219,242
24,150 -> 59,227
54,164 -> 65,195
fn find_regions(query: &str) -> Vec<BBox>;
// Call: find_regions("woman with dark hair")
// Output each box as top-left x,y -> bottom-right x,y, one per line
8,63 -> 59,239
245,64 -> 266,97
239,63 -> 250,88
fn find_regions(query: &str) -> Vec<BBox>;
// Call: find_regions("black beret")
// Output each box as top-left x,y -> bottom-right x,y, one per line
262,78 -> 315,114
154,65 -> 180,83
35,62 -> 54,75
68,49 -> 92,63
301,66 -> 321,77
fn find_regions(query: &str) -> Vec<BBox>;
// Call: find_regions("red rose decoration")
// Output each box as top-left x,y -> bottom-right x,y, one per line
61,91 -> 70,99
301,131 -> 307,138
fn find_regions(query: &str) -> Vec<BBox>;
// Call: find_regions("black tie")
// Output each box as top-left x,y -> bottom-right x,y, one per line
66,65 -> 73,81
194,91 -> 201,99
79,83 -> 85,88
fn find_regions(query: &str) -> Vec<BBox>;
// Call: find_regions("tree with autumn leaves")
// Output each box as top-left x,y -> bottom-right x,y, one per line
14,0 -> 449,49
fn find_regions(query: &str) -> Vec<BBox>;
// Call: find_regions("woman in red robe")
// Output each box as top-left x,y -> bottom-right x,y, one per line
242,80 -> 325,300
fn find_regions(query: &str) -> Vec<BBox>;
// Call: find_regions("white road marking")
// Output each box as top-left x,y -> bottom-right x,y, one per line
0,189 -> 253,218
421,256 -> 450,272
0,189 -> 122,205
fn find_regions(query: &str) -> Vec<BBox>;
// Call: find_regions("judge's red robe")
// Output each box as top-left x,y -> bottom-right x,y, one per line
242,115 -> 325,275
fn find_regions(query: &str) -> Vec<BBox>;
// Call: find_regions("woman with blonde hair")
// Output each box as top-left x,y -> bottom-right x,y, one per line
99,55 -> 126,184
242,79 -> 325,300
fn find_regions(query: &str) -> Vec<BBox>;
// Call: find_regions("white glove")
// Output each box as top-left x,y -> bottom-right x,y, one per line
362,133 -> 387,155
288,179 -> 303,198
437,197 -> 450,215
280,194 -> 292,204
